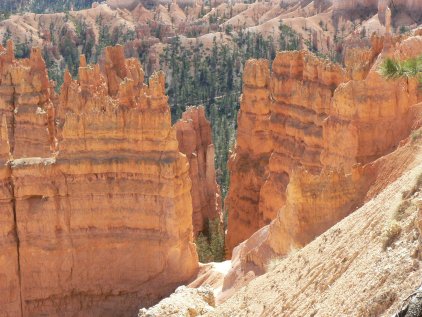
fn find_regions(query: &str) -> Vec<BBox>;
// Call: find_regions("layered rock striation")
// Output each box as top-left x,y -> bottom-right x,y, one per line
225,53 -> 348,255
0,42 -> 200,317
0,115 -> 21,317
175,106 -> 222,235
225,34 -> 421,257
224,60 -> 273,255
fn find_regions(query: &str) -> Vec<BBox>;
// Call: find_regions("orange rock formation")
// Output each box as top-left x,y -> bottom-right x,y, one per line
0,116 -> 21,316
224,59 -> 273,255
175,106 -> 222,235
0,42 -> 199,317
225,34 -> 421,257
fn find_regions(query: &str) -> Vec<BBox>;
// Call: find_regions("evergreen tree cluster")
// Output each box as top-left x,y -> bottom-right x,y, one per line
159,31 -> 281,198
278,20 -> 301,51
195,218 -> 225,263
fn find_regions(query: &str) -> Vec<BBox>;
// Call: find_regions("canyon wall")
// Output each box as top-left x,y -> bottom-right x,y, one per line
221,35 -> 422,300
175,106 -> 222,235
0,42 -> 200,317
225,34 -> 421,256
0,116 -> 21,317
224,60 -> 273,254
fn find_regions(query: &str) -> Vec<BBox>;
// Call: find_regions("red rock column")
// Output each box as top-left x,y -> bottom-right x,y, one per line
225,59 -> 272,256
0,115 -> 21,317
175,106 -> 222,235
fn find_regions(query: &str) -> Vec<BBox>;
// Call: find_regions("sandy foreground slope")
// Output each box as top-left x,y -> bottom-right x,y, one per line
206,136 -> 422,317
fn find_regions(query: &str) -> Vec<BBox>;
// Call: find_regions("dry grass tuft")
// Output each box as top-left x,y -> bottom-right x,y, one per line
393,200 -> 411,221
382,220 -> 402,250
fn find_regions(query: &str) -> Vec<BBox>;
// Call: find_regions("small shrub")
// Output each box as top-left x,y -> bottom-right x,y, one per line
402,173 -> 422,200
393,199 -> 411,221
382,220 -> 402,250
196,232 -> 213,263
411,129 -> 422,143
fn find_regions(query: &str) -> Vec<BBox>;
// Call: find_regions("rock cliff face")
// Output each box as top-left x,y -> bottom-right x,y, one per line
224,60 -> 272,253
0,115 -> 21,317
225,53 -> 349,255
0,41 -> 55,158
175,106 -> 222,235
0,42 -> 199,317
225,35 -> 421,256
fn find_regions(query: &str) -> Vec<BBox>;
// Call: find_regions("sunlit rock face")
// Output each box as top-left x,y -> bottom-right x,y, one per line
224,59 -> 273,256
226,34 -> 420,256
175,106 -> 222,236
0,42 -> 199,317
225,53 -> 348,256
223,34 -> 422,297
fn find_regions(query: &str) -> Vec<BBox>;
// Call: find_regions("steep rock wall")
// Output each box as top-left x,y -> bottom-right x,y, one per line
0,43 -> 199,317
0,41 -> 55,158
0,115 -> 21,317
226,35 -> 420,255
225,59 -> 273,254
225,52 -> 349,255
175,106 -> 222,235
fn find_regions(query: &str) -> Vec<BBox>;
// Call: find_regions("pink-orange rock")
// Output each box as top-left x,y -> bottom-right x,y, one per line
0,115 -> 21,317
344,34 -> 384,80
0,43 -> 199,317
222,34 -> 422,297
225,53 -> 348,255
221,165 -> 373,298
226,36 -> 421,255
334,0 -> 422,22
175,106 -> 222,235
224,59 -> 272,256
0,41 -> 55,158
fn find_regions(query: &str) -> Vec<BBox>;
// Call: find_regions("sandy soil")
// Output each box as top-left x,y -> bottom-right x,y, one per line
206,138 -> 422,317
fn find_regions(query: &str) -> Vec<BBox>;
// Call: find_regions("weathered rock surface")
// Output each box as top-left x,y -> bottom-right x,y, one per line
225,34 -> 421,256
0,114 -> 21,317
224,59 -> 272,256
175,106 -> 222,235
188,261 -> 232,301
226,52 -> 347,255
138,285 -> 215,317
223,36 -> 422,305
0,43 -> 199,317
0,41 -> 55,158
209,137 -> 422,316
